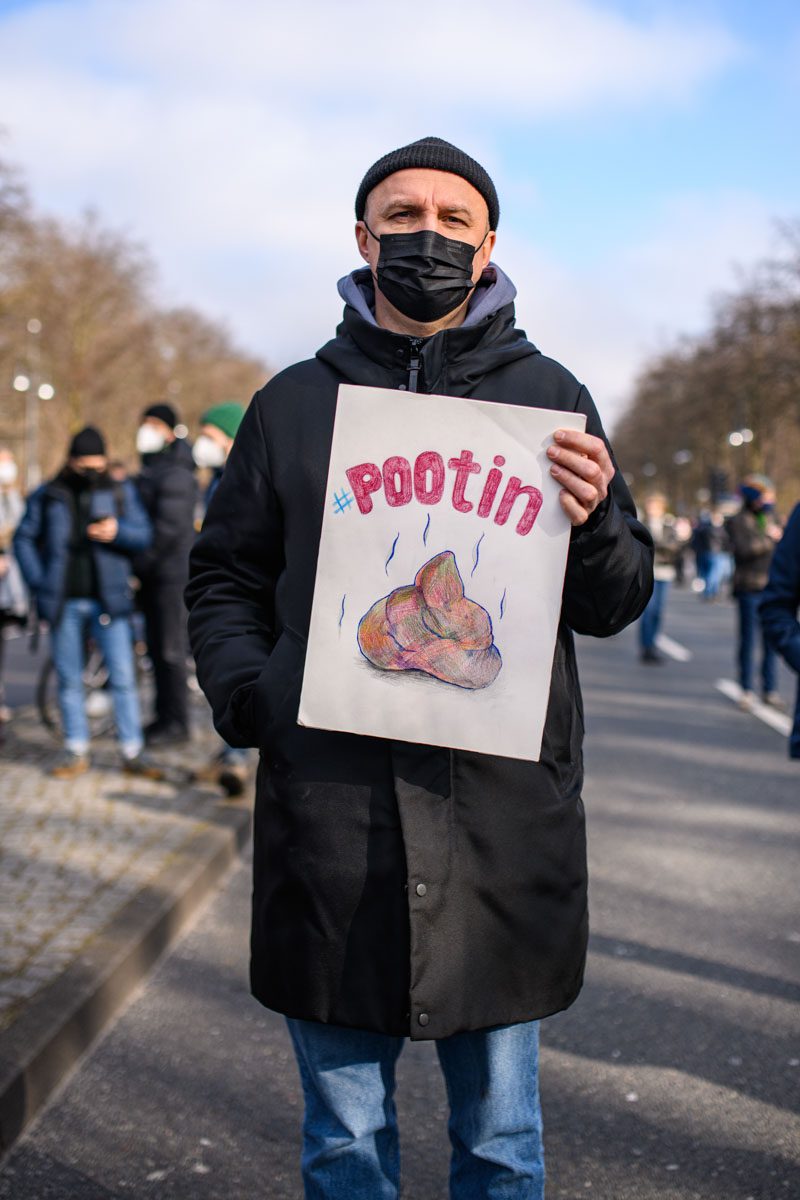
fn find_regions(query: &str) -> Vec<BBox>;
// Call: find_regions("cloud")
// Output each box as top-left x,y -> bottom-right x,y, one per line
507,190 -> 780,427
0,0 -> 753,415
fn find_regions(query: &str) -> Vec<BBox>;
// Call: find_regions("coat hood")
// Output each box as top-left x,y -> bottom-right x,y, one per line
318,265 -> 539,396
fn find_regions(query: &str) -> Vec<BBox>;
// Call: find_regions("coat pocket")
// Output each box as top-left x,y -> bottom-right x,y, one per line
252,625 -> 307,749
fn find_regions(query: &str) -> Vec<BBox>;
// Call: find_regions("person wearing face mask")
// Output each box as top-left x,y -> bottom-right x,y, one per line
13,426 -> 152,775
190,403 -> 250,796
0,448 -> 28,724
725,474 -> 784,711
133,403 -> 198,746
185,137 -> 653,1200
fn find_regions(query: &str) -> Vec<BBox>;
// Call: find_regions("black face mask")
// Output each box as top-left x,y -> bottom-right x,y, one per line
364,223 -> 487,324
65,465 -> 102,489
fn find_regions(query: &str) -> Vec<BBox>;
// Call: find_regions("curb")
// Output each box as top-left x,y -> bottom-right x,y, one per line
0,792 -> 252,1157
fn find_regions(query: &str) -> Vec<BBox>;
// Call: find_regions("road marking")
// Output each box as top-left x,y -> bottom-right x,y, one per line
715,678 -> 793,736
655,634 -> 693,662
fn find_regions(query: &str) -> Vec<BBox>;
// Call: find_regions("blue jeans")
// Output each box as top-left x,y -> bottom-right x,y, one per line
736,591 -> 776,695
639,579 -> 669,650
286,1018 -> 544,1200
51,598 -> 143,757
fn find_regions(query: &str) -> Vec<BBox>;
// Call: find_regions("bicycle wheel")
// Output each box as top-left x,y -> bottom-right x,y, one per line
37,648 -> 116,740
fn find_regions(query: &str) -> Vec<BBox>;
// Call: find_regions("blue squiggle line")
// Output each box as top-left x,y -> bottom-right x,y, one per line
385,532 -> 400,575
423,512 -> 431,546
499,588 -> 507,619
471,533 -> 485,577
338,594 -> 346,628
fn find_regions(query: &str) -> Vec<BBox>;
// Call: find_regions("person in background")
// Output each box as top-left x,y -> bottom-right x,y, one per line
191,403 -> 249,796
725,474 -> 784,710
760,502 -> 800,759
692,510 -> 729,600
0,447 -> 28,724
13,427 -> 152,776
134,403 -> 198,746
638,492 -> 681,663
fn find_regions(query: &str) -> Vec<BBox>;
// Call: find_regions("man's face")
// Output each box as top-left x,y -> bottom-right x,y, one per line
69,455 -> 107,474
356,168 -> 496,290
143,415 -> 176,444
200,422 -> 233,457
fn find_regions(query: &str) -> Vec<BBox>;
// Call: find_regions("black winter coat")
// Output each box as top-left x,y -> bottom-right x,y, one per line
134,438 -> 198,584
186,299 -> 654,1040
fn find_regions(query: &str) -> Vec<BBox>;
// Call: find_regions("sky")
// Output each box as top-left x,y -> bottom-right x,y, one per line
0,0 -> 798,427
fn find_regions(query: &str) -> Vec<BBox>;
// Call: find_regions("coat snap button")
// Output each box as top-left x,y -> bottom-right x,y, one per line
418,1012 -> 429,1027
416,883 -> 427,897
398,384 -> 407,390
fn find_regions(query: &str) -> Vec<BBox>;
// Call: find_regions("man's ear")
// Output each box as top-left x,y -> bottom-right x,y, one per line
355,221 -> 371,264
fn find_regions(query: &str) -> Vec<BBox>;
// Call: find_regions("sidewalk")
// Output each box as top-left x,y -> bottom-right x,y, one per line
0,699 -> 252,1156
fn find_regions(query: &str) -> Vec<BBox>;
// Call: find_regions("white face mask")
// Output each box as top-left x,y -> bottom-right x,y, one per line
192,434 -> 226,469
136,424 -> 167,455
0,461 -> 18,486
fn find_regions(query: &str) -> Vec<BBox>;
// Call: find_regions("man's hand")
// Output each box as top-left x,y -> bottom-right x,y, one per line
547,429 -> 615,527
87,517 -> 118,543
0,555 -> 8,577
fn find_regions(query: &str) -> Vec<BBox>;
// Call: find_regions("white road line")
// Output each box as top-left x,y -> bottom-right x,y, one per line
655,633 -> 693,662
715,678 -> 793,737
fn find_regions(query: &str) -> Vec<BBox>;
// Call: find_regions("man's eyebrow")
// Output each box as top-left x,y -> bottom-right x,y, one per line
375,198 -> 476,218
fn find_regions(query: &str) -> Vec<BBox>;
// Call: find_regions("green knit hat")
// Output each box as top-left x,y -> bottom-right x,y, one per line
201,402 -> 245,440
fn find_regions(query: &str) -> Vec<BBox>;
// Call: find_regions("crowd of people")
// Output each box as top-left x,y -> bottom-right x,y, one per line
0,400 -> 248,793
634,474 -> 800,754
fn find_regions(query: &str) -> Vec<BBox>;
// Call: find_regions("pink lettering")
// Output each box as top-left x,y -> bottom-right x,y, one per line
477,455 -> 506,518
346,462 -> 382,514
383,456 -> 413,507
447,450 -> 481,514
413,451 -> 445,505
494,477 -> 543,536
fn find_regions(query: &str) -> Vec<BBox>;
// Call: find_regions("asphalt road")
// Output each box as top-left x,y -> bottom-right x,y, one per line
1,587 -> 798,1199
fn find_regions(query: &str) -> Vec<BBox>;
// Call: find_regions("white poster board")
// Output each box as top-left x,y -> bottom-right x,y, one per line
298,384 -> 586,762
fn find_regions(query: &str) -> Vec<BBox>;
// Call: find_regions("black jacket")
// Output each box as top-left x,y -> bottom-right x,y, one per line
186,297 -> 653,1040
135,438 -> 198,584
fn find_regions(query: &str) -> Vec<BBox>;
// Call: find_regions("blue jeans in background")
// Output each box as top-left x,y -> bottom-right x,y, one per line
736,591 -> 776,696
51,598 -> 143,757
286,1018 -> 544,1200
639,579 -> 669,651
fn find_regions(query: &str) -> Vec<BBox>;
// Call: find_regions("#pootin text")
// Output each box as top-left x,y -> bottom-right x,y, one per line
345,449 -> 543,537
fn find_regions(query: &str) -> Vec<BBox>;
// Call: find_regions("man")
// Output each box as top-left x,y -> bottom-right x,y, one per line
637,492 -> 681,663
725,474 -> 783,710
14,426 -> 151,776
191,402 -> 250,795
134,402 -> 197,745
760,502 -> 800,759
186,137 -> 653,1198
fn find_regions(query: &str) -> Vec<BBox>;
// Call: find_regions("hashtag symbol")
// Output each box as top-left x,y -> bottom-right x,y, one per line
332,488 -> 354,514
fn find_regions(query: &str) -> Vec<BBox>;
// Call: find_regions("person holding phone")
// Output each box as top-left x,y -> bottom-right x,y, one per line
14,426 -> 152,776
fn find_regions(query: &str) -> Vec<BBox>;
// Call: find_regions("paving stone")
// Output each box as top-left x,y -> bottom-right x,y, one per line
0,698 -> 245,1037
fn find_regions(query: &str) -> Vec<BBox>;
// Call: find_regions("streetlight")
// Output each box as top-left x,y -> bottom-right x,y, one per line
12,320 -> 55,490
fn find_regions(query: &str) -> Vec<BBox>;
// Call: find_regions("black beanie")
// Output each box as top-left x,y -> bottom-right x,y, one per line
355,136 -> 500,231
143,402 -> 177,429
69,426 -> 106,458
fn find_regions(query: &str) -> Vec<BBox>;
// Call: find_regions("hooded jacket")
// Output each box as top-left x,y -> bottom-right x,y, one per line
186,266 -> 654,1040
14,472 -> 151,625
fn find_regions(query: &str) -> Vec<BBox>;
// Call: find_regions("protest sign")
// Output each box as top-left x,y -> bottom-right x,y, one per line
298,384 -> 586,761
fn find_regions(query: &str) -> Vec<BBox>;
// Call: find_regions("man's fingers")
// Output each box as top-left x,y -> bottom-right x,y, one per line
550,464 -> 600,507
548,446 -> 606,485
558,489 -> 589,526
